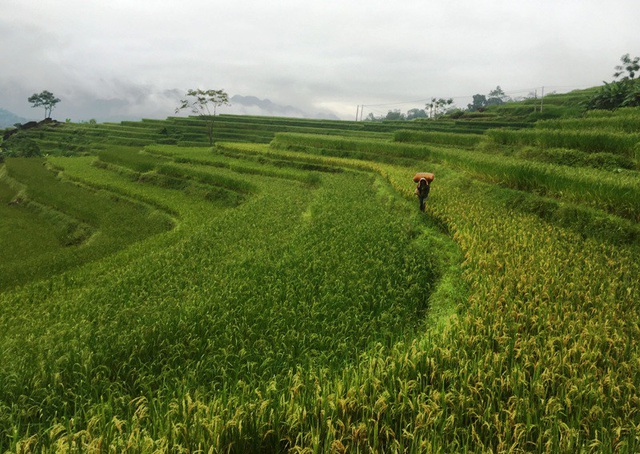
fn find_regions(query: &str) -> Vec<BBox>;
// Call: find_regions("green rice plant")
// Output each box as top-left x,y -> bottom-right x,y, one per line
516,146 -> 636,170
0,172 -> 78,289
0,157 -> 173,290
453,155 -> 640,221
271,132 -> 436,162
2,116 -> 640,452
536,116 -> 640,133
272,132 -> 640,222
454,119 -> 533,130
147,143 -> 340,179
9,147 -> 636,452
156,162 -> 255,194
0,159 -> 446,451
586,106 -> 640,119
393,129 -> 482,147
98,148 -> 168,172
486,128 -> 640,156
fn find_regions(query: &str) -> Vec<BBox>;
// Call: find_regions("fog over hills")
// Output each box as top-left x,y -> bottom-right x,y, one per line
0,92 -> 340,125
228,95 -> 340,120
0,108 -> 28,129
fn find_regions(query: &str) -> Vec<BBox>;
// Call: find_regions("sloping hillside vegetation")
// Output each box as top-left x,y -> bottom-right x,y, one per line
0,101 -> 639,452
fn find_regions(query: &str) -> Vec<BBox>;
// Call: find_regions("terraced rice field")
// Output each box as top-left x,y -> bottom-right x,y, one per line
0,108 -> 639,452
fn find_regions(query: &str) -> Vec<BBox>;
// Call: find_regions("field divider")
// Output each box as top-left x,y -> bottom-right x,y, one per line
143,145 -> 328,184
55,159 -> 182,220
1,165 -> 96,247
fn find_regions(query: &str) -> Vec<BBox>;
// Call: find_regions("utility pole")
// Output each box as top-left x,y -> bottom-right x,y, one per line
355,105 -> 360,121
540,86 -> 545,113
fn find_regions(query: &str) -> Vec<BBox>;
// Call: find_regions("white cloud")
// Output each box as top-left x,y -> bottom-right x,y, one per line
1,0 -> 638,120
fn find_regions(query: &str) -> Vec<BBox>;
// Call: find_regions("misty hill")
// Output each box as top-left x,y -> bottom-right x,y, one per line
229,95 -> 340,120
0,108 -> 29,129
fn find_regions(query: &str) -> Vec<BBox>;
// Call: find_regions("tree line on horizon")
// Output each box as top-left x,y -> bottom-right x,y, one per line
365,54 -> 640,122
364,85 -> 545,122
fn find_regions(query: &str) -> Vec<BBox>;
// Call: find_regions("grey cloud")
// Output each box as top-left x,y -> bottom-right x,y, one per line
1,0 -> 639,120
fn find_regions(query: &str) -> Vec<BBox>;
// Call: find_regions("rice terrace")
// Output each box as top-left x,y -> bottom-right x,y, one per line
1,83 -> 640,452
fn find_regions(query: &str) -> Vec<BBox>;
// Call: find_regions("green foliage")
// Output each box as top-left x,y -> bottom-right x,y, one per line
27,90 -> 61,119
406,108 -> 427,120
587,54 -> 640,110
467,86 -> 509,112
425,97 -> 453,118
1,135 -> 42,158
586,79 -> 640,110
613,53 -> 640,80
467,93 -> 487,112
384,109 -> 406,121
175,89 -> 230,145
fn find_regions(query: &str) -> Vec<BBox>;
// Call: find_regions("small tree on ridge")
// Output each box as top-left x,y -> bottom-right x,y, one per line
28,90 -> 61,119
175,89 -> 230,145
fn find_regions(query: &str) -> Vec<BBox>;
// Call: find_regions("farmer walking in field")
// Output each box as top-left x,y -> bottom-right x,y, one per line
413,172 -> 434,212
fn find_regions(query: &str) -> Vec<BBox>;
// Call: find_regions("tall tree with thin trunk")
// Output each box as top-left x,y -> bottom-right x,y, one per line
175,89 -> 230,145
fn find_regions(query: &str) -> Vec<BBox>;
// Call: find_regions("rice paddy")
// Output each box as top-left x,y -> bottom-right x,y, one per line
0,107 -> 639,452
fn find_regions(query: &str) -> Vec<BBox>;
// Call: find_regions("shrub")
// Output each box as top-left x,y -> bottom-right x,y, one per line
2,136 -> 42,158
586,79 -> 640,110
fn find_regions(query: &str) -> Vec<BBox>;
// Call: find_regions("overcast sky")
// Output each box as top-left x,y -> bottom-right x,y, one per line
1,0 -> 638,121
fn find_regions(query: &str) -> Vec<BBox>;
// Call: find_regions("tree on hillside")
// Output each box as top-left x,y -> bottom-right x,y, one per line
467,86 -> 511,112
28,90 -> 61,119
364,112 -> 383,121
426,98 -> 453,118
467,94 -> 487,112
175,89 -> 230,145
587,54 -> 640,110
487,86 -> 510,105
613,53 -> 639,80
385,110 -> 406,121
406,108 -> 427,120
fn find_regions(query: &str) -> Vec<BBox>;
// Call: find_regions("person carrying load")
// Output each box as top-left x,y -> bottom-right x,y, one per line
413,172 -> 434,212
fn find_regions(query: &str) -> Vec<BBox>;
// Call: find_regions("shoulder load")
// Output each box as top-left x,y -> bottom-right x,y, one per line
412,172 -> 434,183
